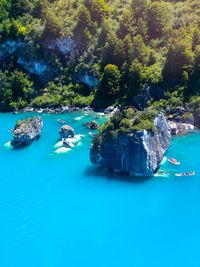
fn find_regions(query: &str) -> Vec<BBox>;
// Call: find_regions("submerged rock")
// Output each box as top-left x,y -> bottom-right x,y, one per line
11,117 -> 43,148
59,125 -> 75,139
90,114 -> 171,177
84,120 -> 99,130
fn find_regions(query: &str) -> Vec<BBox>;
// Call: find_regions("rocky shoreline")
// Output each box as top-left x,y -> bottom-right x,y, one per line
13,105 -> 119,115
13,105 -> 198,136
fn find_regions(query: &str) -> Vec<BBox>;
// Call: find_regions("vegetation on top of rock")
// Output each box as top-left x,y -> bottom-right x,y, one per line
96,107 -> 158,144
15,117 -> 39,128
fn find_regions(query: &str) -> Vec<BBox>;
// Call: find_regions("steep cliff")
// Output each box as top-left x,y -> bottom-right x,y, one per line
90,113 -> 171,177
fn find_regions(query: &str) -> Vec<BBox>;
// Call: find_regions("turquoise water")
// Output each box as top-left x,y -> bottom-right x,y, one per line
0,112 -> 200,267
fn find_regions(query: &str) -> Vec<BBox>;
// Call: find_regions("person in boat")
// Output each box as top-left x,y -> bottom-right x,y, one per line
168,158 -> 180,165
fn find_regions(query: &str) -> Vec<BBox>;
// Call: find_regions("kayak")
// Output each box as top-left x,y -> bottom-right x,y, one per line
168,158 -> 180,165
57,119 -> 66,124
175,171 -> 195,177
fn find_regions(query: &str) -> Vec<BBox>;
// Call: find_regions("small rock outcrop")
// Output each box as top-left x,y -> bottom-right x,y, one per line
90,114 -> 171,177
168,121 -> 194,135
84,120 -> 99,130
11,117 -> 43,148
59,125 -> 75,139
104,106 -> 118,114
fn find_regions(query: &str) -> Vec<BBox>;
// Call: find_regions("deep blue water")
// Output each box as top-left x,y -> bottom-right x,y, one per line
0,112 -> 200,267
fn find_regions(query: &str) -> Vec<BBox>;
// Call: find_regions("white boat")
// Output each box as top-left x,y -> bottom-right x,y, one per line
168,158 -> 180,165
57,119 -> 66,124
89,132 -> 96,138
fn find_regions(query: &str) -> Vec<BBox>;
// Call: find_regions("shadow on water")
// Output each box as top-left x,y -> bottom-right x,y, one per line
84,166 -> 151,184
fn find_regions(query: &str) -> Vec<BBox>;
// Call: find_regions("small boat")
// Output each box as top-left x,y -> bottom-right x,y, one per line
89,132 -> 97,138
57,119 -> 66,124
175,171 -> 195,177
168,158 -> 180,165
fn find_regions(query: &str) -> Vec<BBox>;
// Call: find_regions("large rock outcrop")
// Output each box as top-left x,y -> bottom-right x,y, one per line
90,114 -> 171,177
11,117 -> 43,148
84,120 -> 99,130
59,125 -> 75,139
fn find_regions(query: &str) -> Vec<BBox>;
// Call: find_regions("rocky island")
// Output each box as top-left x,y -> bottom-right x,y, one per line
90,108 -> 171,177
59,125 -> 75,139
11,117 -> 43,148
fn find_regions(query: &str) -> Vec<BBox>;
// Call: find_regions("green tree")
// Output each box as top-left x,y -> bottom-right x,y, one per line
85,0 -> 109,24
95,64 -> 121,107
164,37 -> 194,86
0,0 -> 11,22
10,0 -> 34,18
147,2 -> 173,39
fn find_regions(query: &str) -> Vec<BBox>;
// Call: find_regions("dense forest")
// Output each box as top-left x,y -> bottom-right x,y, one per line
0,0 -> 200,112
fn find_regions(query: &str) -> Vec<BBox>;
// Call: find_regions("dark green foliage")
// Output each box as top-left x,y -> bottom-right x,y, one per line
31,82 -> 94,108
0,0 -> 200,111
99,107 -> 157,140
0,71 -> 33,111
94,64 -> 121,108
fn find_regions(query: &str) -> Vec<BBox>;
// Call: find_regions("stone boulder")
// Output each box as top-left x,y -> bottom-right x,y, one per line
168,121 -> 194,135
11,117 -> 43,148
59,125 -> 75,139
104,106 -> 119,114
84,120 -> 99,130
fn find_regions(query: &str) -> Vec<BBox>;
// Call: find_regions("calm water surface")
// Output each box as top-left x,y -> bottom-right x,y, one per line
0,112 -> 200,267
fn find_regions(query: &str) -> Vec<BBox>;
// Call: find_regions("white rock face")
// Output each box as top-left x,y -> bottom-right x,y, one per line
44,37 -> 75,55
79,74 -> 98,88
141,114 -> 171,176
17,58 -> 47,75
168,120 -> 194,135
0,40 -> 25,58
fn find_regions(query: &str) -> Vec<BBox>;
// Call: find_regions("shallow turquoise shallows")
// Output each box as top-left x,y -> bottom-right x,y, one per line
0,112 -> 200,267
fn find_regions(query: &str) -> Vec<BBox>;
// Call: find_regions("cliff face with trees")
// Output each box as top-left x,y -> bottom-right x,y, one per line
1,0 -> 200,111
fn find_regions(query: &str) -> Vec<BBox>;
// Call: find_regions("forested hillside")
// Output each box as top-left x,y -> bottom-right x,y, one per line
0,0 -> 200,111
